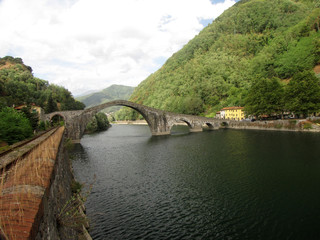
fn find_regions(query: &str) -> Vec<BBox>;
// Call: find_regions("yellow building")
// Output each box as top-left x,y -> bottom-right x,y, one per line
14,104 -> 45,119
221,107 -> 245,121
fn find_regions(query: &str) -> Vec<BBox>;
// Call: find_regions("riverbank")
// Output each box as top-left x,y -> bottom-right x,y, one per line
226,119 -> 320,133
113,120 -> 192,126
113,120 -> 148,125
113,119 -> 320,133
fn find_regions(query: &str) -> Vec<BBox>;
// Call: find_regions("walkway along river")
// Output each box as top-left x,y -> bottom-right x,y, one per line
71,125 -> 320,239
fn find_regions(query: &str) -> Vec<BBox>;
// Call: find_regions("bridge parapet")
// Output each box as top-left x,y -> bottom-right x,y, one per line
45,110 -> 84,122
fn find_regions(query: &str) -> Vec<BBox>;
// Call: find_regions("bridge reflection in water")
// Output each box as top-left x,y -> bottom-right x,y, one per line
45,100 -> 229,140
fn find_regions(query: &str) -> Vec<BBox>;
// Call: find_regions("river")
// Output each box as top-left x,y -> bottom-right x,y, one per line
71,124 -> 320,239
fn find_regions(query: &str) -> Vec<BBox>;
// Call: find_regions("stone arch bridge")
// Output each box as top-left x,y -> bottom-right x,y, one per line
45,100 -> 230,140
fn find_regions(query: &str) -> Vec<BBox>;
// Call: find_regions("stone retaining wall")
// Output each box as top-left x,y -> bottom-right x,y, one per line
35,130 -> 78,239
0,127 -> 90,239
225,119 -> 320,132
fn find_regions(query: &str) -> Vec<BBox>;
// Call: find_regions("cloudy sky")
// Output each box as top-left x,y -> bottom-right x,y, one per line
0,0 -> 238,96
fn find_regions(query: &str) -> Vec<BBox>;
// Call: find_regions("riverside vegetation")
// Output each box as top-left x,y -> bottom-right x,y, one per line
0,56 -> 85,145
0,56 -> 85,113
116,0 -> 320,120
85,112 -> 111,134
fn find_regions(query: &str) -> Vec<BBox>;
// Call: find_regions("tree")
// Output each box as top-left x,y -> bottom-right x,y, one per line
86,118 -> 97,133
45,93 -> 58,113
284,71 -> 320,117
0,107 -> 33,144
245,77 -> 284,117
0,56 -> 85,111
21,106 -> 39,130
181,96 -> 204,115
95,112 -> 110,131
86,112 -> 110,133
275,36 -> 319,78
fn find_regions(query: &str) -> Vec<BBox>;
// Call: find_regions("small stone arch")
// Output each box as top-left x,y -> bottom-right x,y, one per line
169,119 -> 191,134
204,122 -> 215,130
49,113 -> 66,121
221,121 -> 228,127
178,119 -> 193,129
49,113 -> 66,126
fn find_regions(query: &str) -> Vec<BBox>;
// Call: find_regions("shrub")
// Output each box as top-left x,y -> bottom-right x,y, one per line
85,117 -> 98,133
311,119 -> 320,124
38,121 -> 46,131
86,112 -> 110,133
274,123 -> 283,129
64,138 -> 74,151
303,122 -> 312,129
0,107 -> 33,144
289,119 -> 297,125
71,180 -> 83,194
287,119 -> 298,129
95,112 -> 110,131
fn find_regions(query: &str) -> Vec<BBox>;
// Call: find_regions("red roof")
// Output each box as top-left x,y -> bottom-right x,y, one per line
14,104 -> 39,110
14,105 -> 27,110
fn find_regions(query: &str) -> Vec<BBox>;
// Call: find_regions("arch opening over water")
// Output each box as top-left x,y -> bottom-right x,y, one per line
178,119 -> 192,129
204,123 -> 214,130
98,106 -> 151,130
170,123 -> 190,135
85,100 -> 160,135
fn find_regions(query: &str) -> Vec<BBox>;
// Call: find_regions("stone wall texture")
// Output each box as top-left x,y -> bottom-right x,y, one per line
0,127 -> 89,239
226,119 -> 320,132
35,132 -> 78,239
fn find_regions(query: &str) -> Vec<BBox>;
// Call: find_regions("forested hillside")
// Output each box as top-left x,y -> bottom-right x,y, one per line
120,0 -> 320,119
76,84 -> 134,112
0,56 -> 85,113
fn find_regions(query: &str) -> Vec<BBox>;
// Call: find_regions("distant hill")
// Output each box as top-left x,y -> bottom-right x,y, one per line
120,0 -> 320,119
76,84 -> 135,112
75,90 -> 97,98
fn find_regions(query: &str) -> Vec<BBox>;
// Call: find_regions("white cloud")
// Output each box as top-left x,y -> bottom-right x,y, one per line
0,0 -> 236,96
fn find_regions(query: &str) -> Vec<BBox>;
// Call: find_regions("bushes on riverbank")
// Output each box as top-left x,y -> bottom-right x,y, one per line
85,112 -> 110,133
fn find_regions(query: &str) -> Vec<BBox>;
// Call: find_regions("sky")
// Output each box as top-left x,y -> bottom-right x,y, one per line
0,0 -> 238,96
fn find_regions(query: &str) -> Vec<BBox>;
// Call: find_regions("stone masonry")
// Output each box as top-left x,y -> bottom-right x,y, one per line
45,100 -> 229,140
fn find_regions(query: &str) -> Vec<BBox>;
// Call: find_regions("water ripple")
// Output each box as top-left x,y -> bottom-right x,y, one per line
72,125 -> 320,239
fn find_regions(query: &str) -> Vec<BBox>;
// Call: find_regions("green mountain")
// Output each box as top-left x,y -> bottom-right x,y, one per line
76,84 -> 135,112
120,0 -> 320,119
0,56 -> 85,113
